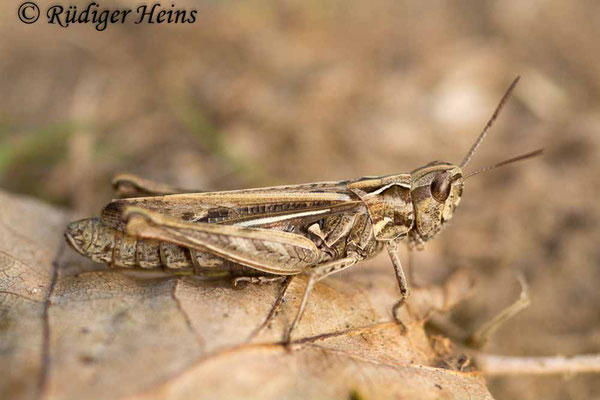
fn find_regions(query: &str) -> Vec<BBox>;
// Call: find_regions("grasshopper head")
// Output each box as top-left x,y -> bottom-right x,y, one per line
409,162 -> 463,241
407,77 -> 543,245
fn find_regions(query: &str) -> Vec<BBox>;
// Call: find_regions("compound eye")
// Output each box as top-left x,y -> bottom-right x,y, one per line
430,173 -> 451,203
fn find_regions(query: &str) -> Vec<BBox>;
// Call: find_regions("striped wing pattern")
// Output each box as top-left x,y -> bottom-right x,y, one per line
101,180 -> 356,231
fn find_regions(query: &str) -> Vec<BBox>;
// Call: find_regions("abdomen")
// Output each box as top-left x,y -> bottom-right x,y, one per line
65,218 -> 260,276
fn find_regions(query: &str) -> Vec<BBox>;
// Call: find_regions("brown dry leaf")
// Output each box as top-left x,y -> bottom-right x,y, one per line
0,189 -> 493,400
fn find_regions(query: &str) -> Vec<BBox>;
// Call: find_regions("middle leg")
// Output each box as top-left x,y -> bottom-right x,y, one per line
284,256 -> 359,343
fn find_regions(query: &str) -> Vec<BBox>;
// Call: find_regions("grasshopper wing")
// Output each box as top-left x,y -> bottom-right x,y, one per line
101,180 -> 355,230
124,207 -> 319,275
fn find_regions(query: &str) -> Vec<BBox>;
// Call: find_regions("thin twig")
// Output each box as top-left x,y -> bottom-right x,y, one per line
474,353 -> 600,376
467,270 -> 530,349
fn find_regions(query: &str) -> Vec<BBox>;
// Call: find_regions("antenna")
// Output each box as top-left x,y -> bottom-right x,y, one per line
464,149 -> 544,180
460,76 -> 521,168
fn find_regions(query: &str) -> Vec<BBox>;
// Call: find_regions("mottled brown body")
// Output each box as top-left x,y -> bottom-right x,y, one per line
64,77 -> 542,340
66,176 -> 405,277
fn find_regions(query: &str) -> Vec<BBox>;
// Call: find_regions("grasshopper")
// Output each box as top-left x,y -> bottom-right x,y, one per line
65,77 -> 542,340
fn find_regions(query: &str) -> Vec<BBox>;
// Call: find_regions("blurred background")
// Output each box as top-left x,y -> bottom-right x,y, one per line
1,1 -> 599,398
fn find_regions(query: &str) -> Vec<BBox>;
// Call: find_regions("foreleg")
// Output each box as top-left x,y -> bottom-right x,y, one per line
387,241 -> 411,333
